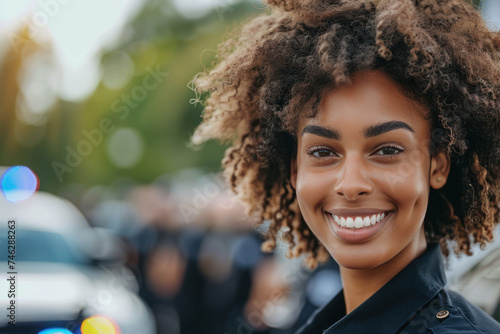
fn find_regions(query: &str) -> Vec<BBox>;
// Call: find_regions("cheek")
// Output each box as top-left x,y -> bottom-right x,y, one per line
378,151 -> 430,198
295,171 -> 333,246
295,169 -> 328,217
376,158 -> 430,231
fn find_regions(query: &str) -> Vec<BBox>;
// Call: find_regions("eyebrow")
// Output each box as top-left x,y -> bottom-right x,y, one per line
301,121 -> 415,140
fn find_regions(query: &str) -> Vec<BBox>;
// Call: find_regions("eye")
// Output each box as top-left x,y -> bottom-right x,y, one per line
306,146 -> 336,158
374,145 -> 404,157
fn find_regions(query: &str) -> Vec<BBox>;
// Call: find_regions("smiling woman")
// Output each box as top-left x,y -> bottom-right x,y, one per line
190,0 -> 500,332
291,70 -> 451,317
292,71 -> 440,270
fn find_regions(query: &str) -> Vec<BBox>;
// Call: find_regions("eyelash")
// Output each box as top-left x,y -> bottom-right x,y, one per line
306,144 -> 404,159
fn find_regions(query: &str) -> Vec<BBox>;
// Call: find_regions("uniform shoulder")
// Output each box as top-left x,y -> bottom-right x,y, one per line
430,288 -> 500,333
399,288 -> 500,333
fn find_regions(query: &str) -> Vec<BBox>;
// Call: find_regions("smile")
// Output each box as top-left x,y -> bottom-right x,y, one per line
327,210 -> 395,242
331,211 -> 392,229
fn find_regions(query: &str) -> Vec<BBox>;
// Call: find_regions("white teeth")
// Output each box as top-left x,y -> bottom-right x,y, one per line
331,211 -> 390,229
354,217 -> 363,228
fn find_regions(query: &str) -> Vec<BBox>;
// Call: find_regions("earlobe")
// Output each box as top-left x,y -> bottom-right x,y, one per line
430,150 -> 451,190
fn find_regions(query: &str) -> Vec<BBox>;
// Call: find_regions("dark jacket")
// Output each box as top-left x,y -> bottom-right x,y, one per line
294,244 -> 500,333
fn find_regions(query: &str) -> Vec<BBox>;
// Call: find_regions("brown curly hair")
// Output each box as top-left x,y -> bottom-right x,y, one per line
189,0 -> 500,269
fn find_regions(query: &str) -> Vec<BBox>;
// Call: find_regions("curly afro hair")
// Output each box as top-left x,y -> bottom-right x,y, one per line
189,0 -> 500,269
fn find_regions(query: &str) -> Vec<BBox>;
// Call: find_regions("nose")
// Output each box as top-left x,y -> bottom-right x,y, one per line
333,154 -> 373,201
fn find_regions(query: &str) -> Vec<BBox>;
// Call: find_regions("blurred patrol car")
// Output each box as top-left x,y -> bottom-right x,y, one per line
0,191 -> 156,334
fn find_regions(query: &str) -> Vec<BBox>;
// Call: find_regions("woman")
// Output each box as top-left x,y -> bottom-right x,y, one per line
189,0 -> 500,332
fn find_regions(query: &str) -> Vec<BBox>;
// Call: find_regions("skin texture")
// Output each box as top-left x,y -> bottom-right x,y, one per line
291,70 -> 451,312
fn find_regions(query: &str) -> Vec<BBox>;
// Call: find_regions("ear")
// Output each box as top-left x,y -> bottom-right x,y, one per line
429,150 -> 451,190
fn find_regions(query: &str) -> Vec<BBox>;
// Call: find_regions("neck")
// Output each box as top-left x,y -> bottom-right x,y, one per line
340,230 -> 427,314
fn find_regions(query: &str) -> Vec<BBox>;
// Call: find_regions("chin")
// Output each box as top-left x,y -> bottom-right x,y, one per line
333,255 -> 386,270
326,244 -> 396,270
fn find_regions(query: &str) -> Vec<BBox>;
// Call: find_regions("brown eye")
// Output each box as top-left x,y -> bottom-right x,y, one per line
374,145 -> 404,156
307,147 -> 336,158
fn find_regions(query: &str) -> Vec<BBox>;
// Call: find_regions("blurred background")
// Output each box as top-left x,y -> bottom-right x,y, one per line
0,0 -> 498,333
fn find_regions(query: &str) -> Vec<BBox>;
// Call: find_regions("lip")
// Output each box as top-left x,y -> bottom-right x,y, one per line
326,210 -> 395,243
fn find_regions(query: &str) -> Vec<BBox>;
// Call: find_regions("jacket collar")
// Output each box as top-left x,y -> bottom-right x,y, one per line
296,244 -> 447,334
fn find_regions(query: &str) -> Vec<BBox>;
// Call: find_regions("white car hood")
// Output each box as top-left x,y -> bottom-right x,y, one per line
0,262 -> 155,334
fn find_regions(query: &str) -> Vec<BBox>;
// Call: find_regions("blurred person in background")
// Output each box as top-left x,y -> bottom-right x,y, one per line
123,177 -> 281,334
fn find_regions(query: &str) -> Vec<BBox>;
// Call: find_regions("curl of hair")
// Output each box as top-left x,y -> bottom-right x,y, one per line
190,0 -> 500,269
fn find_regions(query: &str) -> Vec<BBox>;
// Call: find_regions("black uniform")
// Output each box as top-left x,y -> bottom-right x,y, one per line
294,244 -> 500,334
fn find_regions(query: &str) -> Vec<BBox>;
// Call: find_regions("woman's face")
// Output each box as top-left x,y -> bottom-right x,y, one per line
291,70 -> 449,270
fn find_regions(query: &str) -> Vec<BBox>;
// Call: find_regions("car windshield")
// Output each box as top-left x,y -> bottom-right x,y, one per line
0,229 -> 90,265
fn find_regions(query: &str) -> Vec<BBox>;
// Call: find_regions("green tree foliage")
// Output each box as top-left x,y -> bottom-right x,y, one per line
0,0 -> 261,191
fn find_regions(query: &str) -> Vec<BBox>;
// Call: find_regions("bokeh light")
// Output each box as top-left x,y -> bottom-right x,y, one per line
81,316 -> 120,334
106,127 -> 144,168
0,165 -> 39,202
101,51 -> 135,90
38,329 -> 73,334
